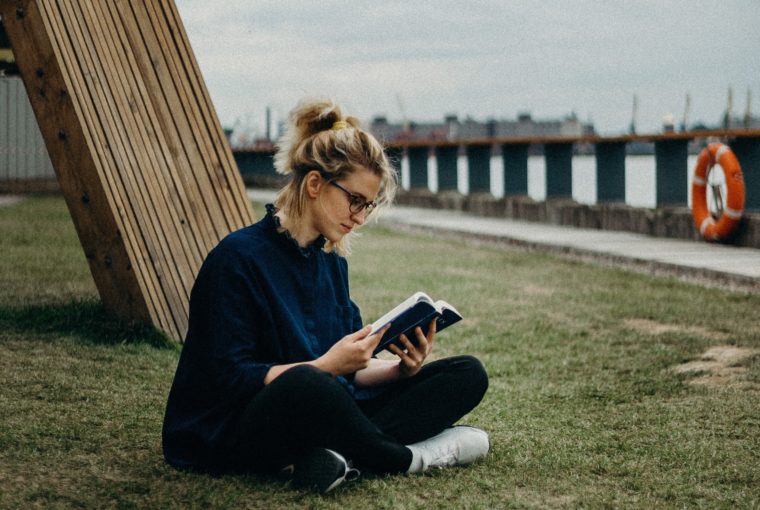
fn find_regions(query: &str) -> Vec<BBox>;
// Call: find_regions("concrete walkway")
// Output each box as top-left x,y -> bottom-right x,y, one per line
380,205 -> 760,291
5,189 -> 755,290
254,189 -> 760,291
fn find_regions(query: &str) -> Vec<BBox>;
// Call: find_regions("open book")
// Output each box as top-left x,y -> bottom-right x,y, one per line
370,292 -> 463,355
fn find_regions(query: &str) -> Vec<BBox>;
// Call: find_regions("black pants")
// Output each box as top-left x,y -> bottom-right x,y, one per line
229,355 -> 488,475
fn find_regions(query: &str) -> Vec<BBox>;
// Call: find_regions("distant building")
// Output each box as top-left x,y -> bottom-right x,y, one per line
726,115 -> 760,130
685,115 -> 760,132
369,111 -> 595,144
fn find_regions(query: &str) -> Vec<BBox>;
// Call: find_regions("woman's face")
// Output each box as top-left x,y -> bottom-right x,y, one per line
311,167 -> 381,244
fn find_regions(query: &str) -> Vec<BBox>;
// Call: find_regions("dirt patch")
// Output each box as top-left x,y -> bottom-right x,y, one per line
624,318 -> 729,340
672,345 -> 760,389
520,283 -> 555,297
513,488 -> 576,508
0,195 -> 24,207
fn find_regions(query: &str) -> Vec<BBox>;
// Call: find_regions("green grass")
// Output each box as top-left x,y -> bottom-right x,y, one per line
2,195 -> 760,509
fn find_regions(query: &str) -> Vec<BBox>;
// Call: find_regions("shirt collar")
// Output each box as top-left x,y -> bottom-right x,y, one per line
265,203 -> 326,257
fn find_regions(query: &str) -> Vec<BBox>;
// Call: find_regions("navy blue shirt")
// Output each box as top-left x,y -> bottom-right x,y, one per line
162,205 -> 366,469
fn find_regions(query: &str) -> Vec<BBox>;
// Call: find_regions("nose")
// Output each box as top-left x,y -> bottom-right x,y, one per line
351,209 -> 367,225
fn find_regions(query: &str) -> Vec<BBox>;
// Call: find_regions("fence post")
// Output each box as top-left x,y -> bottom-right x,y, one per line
435,145 -> 459,191
259,151 -> 277,177
233,150 -> 275,177
654,139 -> 688,206
467,143 -> 491,194
408,146 -> 429,190
502,143 -> 529,196
595,141 -> 626,203
545,142 -> 573,198
731,136 -> 760,212
384,146 -> 404,183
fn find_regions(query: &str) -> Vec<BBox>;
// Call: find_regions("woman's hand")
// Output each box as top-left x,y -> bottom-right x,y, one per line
315,325 -> 387,377
389,318 -> 436,378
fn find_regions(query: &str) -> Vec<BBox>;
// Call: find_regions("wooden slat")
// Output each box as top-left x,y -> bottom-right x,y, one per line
86,0 -> 205,267
58,0 -> 190,333
100,1 -> 217,256
143,0 -> 243,231
1,0 -> 153,324
38,0 -> 170,332
138,2 -> 240,234
2,0 -> 255,341
160,0 -> 252,227
75,0 -> 199,310
119,0 -> 230,242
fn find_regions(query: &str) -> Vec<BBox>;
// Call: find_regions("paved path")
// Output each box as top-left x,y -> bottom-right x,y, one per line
252,188 -> 760,291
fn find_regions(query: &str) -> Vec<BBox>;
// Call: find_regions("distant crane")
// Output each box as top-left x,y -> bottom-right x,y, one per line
629,94 -> 638,134
723,86 -> 733,129
682,93 -> 691,131
744,88 -> 752,128
265,106 -> 271,141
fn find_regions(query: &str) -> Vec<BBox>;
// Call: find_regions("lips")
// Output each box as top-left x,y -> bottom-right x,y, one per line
340,224 -> 352,234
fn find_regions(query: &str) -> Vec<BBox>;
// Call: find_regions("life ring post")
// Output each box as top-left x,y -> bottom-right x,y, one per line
691,143 -> 746,242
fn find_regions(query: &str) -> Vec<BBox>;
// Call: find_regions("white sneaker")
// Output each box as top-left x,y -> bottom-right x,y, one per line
291,448 -> 360,493
407,426 -> 490,473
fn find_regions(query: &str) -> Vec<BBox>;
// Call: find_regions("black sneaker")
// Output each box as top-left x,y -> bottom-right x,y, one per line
291,448 -> 360,493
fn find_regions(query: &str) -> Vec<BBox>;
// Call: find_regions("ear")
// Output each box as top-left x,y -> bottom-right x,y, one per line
304,170 -> 324,199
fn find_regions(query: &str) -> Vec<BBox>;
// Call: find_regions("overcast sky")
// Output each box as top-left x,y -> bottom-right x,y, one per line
175,1 -> 759,137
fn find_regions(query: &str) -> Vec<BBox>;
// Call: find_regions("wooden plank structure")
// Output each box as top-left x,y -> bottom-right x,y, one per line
0,0 -> 255,341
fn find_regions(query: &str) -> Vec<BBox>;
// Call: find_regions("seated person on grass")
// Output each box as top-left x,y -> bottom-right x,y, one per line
162,98 -> 489,492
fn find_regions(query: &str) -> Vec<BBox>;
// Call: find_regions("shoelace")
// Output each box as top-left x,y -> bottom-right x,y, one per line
344,467 -> 361,482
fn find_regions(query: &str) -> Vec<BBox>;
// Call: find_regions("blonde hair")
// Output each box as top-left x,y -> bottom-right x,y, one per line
273,98 -> 397,255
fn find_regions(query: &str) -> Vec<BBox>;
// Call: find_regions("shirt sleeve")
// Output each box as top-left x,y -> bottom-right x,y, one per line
182,239 -> 276,400
349,299 -> 363,331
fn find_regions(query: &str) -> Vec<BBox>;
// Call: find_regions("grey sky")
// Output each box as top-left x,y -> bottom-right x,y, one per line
175,1 -> 759,136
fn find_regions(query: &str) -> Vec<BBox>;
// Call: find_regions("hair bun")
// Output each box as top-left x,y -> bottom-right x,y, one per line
291,98 -> 342,138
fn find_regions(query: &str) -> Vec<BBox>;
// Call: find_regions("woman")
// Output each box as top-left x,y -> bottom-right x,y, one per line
162,98 -> 489,492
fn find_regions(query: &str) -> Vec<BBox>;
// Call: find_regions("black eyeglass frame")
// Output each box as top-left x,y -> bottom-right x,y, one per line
329,181 -> 378,215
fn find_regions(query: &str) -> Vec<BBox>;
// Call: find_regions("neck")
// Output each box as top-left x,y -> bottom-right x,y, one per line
275,209 -> 320,247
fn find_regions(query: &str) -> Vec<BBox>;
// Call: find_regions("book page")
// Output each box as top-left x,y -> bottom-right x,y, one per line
434,299 -> 461,317
370,292 -> 432,334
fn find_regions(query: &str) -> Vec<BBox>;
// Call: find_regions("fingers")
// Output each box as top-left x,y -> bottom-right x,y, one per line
414,326 -> 430,354
389,342 -> 413,364
428,317 -> 437,339
347,325 -> 372,342
426,318 -> 436,346
361,323 -> 390,349
399,331 -> 426,361
390,333 -> 425,377
401,326 -> 431,357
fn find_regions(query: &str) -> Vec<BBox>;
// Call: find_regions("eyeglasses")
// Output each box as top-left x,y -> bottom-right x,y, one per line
330,181 -> 377,215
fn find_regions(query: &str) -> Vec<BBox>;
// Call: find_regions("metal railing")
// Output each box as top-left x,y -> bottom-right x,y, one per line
233,129 -> 760,212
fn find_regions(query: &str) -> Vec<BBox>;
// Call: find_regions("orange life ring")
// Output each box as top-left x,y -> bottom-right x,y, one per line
691,142 -> 745,241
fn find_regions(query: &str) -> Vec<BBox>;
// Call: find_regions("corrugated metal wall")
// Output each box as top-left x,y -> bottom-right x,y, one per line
0,76 -> 56,188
